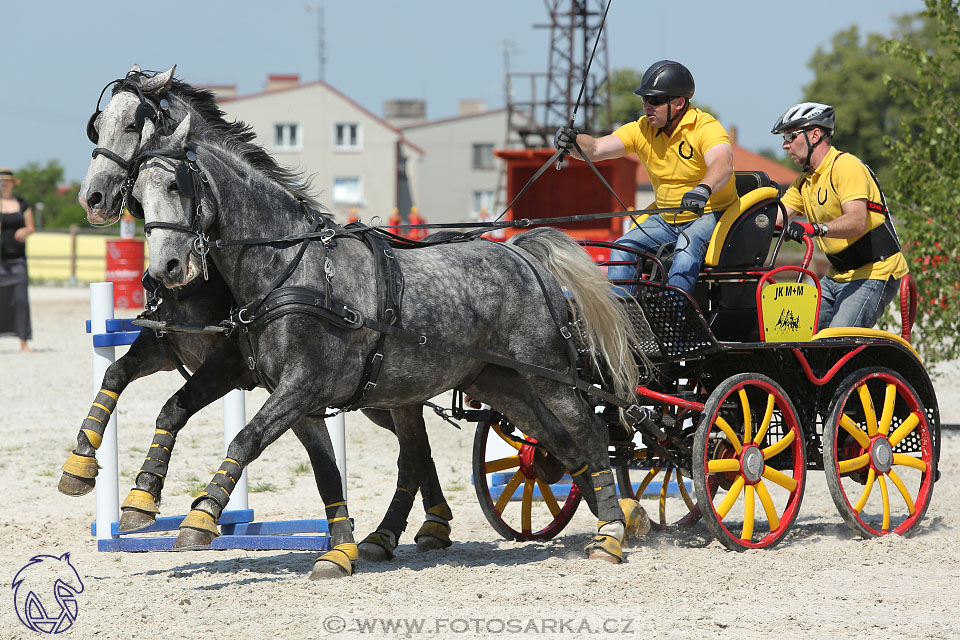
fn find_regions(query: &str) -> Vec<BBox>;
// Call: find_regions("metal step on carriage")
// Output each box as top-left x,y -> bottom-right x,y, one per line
470,171 -> 940,550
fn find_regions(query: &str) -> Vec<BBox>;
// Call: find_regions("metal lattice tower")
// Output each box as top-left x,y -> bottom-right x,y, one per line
508,0 -> 612,148
496,0 -> 612,210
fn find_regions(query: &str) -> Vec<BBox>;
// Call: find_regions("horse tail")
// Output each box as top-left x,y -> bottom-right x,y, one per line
508,227 -> 650,406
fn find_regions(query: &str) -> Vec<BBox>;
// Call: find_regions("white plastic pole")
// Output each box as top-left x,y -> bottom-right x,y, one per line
327,412 -> 347,500
90,282 -> 119,542
222,389 -> 249,511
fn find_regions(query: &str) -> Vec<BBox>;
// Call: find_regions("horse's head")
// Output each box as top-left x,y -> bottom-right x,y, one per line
134,114 -> 210,289
79,65 -> 177,225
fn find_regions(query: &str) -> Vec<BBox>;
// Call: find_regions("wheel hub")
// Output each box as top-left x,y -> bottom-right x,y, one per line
741,446 -> 765,483
871,437 -> 893,473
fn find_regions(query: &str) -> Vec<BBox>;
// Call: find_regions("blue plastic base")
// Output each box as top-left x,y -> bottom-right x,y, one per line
91,509 -> 332,552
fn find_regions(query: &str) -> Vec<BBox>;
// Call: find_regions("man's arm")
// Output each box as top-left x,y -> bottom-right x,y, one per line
818,199 -> 870,239
700,143 -> 734,195
560,131 -> 627,162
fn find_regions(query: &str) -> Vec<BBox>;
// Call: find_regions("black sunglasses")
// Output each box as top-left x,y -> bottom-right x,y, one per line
641,95 -> 672,106
782,130 -> 809,143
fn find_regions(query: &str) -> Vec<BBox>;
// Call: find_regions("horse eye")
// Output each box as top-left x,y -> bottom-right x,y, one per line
124,123 -> 138,133
167,181 -> 179,193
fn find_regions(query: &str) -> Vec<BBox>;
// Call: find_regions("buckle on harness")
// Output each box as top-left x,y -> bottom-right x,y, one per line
560,326 -> 572,340
342,307 -> 363,328
237,308 -> 254,325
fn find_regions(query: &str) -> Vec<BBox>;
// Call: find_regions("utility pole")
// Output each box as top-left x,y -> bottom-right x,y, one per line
304,1 -> 327,81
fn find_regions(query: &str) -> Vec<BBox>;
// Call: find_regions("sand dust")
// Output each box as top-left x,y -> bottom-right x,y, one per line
1,285 -> 957,639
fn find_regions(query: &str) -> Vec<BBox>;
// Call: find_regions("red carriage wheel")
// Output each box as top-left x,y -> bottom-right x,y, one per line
472,416 -> 580,541
693,373 -> 806,550
615,458 -> 702,529
823,367 -> 936,537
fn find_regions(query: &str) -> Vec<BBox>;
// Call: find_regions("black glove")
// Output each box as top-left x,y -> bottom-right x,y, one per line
554,126 -> 579,154
785,220 -> 827,243
680,183 -> 712,214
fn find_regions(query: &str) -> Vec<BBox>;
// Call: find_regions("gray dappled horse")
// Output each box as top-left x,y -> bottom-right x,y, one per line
133,112 -> 651,572
63,66 -> 453,575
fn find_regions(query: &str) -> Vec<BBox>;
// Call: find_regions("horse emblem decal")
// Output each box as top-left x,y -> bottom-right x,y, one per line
12,553 -> 84,634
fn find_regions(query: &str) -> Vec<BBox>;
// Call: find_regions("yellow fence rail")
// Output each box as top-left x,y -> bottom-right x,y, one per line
24,228 -> 149,282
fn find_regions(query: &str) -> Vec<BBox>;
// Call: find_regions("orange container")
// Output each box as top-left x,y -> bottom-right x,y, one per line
105,239 -> 145,309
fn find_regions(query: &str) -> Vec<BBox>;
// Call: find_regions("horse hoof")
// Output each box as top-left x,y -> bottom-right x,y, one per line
587,549 -> 622,564
619,498 -> 651,540
309,559 -> 352,580
358,542 -> 391,562
173,528 -> 215,549
58,473 -> 95,497
415,535 -> 449,552
118,509 -> 157,533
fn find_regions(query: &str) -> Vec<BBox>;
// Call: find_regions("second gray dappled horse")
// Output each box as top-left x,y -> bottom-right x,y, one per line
134,113 -> 650,572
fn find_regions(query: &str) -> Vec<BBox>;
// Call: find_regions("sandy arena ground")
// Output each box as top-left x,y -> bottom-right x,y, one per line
1,285 -> 958,639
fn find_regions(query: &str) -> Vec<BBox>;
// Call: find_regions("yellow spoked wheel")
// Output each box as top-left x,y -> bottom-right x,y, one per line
472,416 -> 580,541
615,458 -> 701,529
693,373 -> 806,550
823,367 -> 936,537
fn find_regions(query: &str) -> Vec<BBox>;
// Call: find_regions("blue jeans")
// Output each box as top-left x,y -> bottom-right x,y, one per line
607,211 -> 723,295
818,275 -> 901,329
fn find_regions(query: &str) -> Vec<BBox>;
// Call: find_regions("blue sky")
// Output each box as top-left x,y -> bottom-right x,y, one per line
3,0 -> 924,183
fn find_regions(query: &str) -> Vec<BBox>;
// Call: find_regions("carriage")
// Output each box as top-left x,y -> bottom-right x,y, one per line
470,171 -> 939,550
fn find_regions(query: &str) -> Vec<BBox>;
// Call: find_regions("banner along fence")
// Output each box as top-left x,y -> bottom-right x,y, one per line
24,228 -> 149,282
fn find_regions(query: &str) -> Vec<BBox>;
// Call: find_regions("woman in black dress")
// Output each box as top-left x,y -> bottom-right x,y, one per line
0,168 -> 34,352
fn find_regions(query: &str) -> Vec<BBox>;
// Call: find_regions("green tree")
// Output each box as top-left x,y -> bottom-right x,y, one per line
802,21 -> 927,182
14,161 -> 86,229
881,0 -> 960,363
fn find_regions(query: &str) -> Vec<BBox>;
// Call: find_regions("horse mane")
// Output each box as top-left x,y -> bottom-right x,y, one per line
121,72 -> 322,210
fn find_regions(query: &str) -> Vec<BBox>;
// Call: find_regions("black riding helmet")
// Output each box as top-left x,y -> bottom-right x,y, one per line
633,60 -> 695,98
634,60 -> 695,133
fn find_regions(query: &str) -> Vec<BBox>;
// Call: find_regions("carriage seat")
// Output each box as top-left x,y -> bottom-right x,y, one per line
702,171 -> 780,269
695,172 -> 784,342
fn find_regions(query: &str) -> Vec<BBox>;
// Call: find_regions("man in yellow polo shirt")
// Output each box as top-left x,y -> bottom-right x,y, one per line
555,60 -> 737,294
772,102 -> 908,328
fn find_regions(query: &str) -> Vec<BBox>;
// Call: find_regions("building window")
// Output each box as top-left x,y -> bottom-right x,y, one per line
472,143 -> 494,170
274,123 -> 300,150
472,190 -> 495,214
334,123 -> 362,150
333,177 -> 363,205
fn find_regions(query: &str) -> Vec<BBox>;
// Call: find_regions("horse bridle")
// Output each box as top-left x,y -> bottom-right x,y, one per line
135,142 -> 213,280
86,75 -> 175,222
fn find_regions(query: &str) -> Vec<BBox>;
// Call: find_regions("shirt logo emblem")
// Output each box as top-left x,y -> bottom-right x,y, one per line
678,141 -> 693,159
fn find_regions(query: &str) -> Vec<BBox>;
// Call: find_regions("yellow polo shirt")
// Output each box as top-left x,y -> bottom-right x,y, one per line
782,146 -> 908,282
613,107 -> 738,225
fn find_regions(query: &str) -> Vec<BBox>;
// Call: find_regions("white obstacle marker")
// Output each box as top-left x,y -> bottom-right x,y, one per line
87,281 -> 345,551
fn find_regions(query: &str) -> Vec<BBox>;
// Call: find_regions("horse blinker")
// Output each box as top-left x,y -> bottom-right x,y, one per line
175,165 -> 196,198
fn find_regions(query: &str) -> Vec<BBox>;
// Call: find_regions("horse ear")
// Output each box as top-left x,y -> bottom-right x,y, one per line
141,118 -> 157,142
140,65 -> 177,94
169,113 -> 191,147
127,64 -> 143,77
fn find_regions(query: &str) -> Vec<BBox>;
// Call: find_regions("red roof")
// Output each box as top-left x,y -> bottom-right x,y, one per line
634,143 -> 799,188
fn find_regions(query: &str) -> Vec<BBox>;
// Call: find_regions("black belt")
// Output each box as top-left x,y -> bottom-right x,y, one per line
826,220 -> 901,272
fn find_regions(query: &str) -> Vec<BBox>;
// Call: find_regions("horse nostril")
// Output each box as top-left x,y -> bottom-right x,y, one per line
89,192 -> 103,207
165,258 -> 181,276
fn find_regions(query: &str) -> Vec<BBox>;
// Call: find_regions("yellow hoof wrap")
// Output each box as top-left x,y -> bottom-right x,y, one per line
121,489 -> 160,514
414,520 -> 452,547
360,531 -> 396,558
584,534 -> 623,564
62,453 -> 100,479
318,543 -> 359,575
426,502 -> 453,521
180,509 -> 220,538
619,498 -> 650,539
